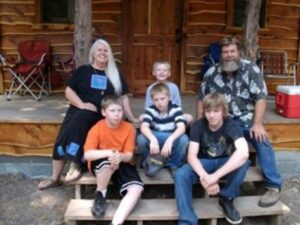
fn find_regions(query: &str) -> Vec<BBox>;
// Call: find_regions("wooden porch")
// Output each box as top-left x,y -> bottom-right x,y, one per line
0,93 -> 299,157
0,0 -> 299,96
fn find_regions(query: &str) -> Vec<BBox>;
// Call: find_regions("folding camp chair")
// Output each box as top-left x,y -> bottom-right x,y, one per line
0,40 -> 52,101
258,50 -> 297,85
58,51 -> 75,84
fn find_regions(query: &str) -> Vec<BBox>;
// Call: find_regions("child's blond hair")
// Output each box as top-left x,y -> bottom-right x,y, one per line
150,82 -> 170,99
203,93 -> 228,119
101,95 -> 123,110
153,60 -> 171,72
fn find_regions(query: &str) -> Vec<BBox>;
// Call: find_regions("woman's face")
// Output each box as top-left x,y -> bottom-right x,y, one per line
93,42 -> 109,66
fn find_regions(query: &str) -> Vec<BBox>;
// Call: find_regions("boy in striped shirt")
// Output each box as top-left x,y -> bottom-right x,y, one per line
137,82 -> 189,177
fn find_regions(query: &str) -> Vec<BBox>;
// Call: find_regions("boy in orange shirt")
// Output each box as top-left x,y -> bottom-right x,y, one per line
84,95 -> 144,225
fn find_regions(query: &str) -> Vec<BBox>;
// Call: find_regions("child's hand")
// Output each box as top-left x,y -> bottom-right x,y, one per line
205,183 -> 220,196
200,174 -> 219,189
149,139 -> 159,155
108,150 -> 121,169
161,138 -> 173,157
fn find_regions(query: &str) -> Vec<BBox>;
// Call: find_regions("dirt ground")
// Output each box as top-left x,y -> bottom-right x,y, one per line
0,174 -> 300,225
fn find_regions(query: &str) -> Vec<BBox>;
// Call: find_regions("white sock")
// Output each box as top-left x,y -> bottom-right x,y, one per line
101,189 -> 107,197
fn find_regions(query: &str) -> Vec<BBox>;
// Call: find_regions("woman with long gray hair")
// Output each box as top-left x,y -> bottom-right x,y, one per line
38,39 -> 139,190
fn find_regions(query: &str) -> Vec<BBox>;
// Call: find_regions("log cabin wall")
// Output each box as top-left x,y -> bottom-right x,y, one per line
92,0 -> 123,66
0,0 -> 299,95
182,0 -> 300,94
0,0 -> 123,94
0,0 -> 75,93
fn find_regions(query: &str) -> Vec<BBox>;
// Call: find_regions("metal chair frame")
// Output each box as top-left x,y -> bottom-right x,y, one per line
0,40 -> 51,101
259,50 -> 297,85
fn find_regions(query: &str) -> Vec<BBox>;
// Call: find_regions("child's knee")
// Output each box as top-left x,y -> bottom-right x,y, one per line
128,184 -> 144,194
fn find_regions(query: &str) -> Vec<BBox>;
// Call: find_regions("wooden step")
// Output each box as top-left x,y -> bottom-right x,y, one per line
64,196 -> 290,225
73,167 -> 264,199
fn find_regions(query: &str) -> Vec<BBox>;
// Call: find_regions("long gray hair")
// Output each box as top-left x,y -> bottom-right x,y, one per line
88,39 -> 122,95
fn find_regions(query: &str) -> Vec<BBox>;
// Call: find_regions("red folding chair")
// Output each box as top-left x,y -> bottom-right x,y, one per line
0,40 -> 52,101
58,54 -> 75,84
58,45 -> 75,84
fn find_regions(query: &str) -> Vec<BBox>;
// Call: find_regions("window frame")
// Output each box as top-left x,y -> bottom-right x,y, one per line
33,0 -> 74,29
226,0 -> 270,32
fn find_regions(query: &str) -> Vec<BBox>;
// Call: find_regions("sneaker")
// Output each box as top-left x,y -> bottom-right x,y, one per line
92,191 -> 106,218
143,154 -> 165,177
65,162 -> 82,182
219,197 -> 242,224
258,187 -> 281,207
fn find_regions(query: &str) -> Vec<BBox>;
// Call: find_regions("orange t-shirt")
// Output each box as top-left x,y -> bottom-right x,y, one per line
84,119 -> 135,171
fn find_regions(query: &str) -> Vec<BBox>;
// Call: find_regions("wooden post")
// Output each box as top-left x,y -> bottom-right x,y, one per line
297,18 -> 300,85
74,0 -> 92,67
0,68 -> 4,94
0,22 -> 3,94
242,0 -> 262,62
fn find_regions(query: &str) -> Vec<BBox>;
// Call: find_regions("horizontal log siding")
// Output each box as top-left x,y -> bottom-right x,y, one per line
0,0 -> 122,94
0,0 -> 299,95
182,0 -> 300,94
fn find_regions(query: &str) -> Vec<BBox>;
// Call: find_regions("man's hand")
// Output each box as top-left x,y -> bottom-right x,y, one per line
250,123 -> 268,142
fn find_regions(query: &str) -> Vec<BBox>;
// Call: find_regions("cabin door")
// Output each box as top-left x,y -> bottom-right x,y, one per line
122,0 -> 183,94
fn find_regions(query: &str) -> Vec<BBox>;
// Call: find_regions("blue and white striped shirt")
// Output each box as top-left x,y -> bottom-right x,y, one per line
143,102 -> 186,132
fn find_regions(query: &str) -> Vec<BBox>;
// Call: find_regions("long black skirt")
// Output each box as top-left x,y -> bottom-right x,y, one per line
52,106 -> 101,168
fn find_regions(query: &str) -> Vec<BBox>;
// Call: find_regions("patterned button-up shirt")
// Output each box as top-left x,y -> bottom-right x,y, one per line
198,59 -> 268,124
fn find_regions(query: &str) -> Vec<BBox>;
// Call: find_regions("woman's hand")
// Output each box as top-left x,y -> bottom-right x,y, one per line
80,102 -> 97,112
132,117 -> 141,123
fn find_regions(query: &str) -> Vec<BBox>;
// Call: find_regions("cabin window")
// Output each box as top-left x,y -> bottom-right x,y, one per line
227,0 -> 267,28
40,0 -> 74,23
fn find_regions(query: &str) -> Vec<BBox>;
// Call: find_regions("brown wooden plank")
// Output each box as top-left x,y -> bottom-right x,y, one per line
74,167 -> 263,186
64,196 -> 290,221
74,165 -> 262,199
121,0 -> 181,94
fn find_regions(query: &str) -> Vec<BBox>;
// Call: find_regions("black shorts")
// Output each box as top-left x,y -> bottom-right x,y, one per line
91,159 -> 144,196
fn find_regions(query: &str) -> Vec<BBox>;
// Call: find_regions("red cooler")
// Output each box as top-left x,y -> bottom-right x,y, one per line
276,85 -> 300,118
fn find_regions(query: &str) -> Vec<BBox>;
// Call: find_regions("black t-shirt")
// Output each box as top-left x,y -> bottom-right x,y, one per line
190,118 -> 244,159
68,64 -> 128,111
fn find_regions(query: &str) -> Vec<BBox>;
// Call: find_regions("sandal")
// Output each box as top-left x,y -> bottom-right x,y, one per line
38,179 -> 62,190
65,162 -> 82,182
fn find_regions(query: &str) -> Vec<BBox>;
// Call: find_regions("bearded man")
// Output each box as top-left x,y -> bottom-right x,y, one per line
197,36 -> 282,208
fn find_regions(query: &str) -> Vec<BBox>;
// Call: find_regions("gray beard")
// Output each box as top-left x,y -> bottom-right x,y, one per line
221,60 -> 240,73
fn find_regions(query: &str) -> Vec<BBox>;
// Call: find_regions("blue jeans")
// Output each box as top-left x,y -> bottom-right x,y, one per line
137,131 -> 189,169
175,158 -> 249,225
234,119 -> 282,188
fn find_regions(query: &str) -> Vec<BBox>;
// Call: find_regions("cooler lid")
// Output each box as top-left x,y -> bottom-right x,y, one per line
276,85 -> 300,95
